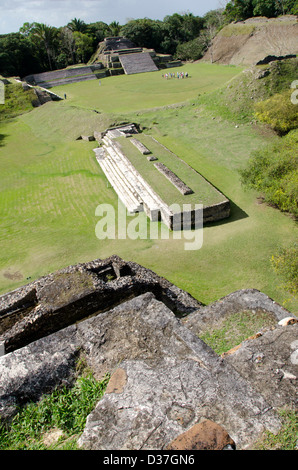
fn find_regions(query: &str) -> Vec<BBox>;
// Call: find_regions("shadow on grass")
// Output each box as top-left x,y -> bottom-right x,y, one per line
206,198 -> 249,228
0,134 -> 6,147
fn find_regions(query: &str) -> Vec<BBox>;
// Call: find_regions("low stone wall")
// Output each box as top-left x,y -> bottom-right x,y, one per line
202,200 -> 231,223
37,74 -> 97,89
163,200 -> 230,230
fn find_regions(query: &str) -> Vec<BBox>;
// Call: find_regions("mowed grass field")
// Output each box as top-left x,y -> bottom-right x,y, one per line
52,62 -> 243,113
0,62 -> 297,312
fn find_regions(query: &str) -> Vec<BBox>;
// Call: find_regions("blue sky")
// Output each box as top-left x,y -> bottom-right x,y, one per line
0,0 -> 224,34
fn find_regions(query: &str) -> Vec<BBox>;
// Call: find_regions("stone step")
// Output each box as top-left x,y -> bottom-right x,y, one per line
105,146 -> 143,203
119,52 -> 159,75
94,148 -> 142,213
98,136 -> 174,225
130,138 -> 151,155
104,147 -> 144,207
100,159 -> 141,212
99,156 -> 143,213
106,142 -> 163,221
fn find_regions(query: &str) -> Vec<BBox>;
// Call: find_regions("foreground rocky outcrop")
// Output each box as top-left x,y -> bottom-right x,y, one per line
0,256 -> 297,450
0,255 -> 201,355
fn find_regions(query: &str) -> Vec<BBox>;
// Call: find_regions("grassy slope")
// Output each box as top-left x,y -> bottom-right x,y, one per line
0,62 -> 297,312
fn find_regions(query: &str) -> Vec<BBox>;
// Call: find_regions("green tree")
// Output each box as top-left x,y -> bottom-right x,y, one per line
73,31 -> 93,63
224,0 -> 297,20
87,21 -> 110,45
161,13 -> 204,55
31,23 -> 58,70
19,22 -> 35,37
240,129 -> 298,217
275,0 -> 298,14
59,27 -> 77,65
120,18 -> 164,51
203,9 -> 226,30
175,34 -> 209,61
224,0 -> 254,21
253,0 -> 279,16
67,18 -> 87,33
0,33 -> 40,76
109,21 -> 121,36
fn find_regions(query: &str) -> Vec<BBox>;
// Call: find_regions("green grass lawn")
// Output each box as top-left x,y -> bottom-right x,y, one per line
52,63 -> 243,113
0,62 -> 297,313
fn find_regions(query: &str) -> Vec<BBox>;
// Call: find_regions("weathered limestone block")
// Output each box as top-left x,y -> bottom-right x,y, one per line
0,326 -> 79,421
223,323 -> 298,410
0,256 -> 202,354
182,288 -> 294,336
0,292 -> 284,449
81,135 -> 95,141
77,293 -> 282,450
130,138 -> 151,154
1,258 -> 296,451
154,162 -> 193,195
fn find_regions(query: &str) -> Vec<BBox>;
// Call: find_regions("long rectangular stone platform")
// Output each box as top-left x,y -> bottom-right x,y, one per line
93,126 -> 230,230
23,65 -> 102,89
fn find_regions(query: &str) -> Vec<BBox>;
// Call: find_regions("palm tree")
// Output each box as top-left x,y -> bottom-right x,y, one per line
109,21 -> 121,36
32,23 -> 58,70
67,18 -> 87,33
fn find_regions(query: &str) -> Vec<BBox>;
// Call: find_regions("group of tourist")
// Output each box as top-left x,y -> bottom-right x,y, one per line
162,71 -> 189,79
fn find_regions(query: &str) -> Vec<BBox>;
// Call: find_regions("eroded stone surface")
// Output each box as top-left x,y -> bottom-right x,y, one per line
0,326 -> 79,421
223,323 -> 298,409
0,292 -> 282,449
183,288 -> 293,336
0,258 -> 296,450
0,255 -> 201,354
76,294 -> 282,450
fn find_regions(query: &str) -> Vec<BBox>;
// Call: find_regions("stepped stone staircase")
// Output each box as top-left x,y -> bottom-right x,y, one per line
119,52 -> 159,75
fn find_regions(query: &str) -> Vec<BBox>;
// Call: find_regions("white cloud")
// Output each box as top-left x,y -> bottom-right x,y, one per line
0,0 -> 221,33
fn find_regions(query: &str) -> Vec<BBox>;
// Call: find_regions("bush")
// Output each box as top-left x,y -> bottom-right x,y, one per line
240,129 -> 298,217
0,81 -> 35,122
254,90 -> 298,135
175,34 -> 208,61
271,243 -> 298,297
